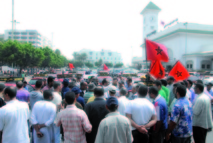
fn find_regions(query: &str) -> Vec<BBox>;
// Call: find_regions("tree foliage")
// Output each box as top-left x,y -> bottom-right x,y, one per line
0,40 -> 68,72
114,63 -> 123,68
85,62 -> 94,68
105,62 -> 113,68
95,59 -> 103,67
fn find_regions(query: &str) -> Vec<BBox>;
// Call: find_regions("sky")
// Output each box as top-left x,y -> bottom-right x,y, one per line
0,0 -> 213,65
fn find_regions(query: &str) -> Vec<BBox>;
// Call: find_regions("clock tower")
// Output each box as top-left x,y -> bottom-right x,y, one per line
141,1 -> 161,39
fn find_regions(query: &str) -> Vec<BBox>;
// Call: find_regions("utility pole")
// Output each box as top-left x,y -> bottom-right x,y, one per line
51,32 -> 54,48
11,0 -> 14,40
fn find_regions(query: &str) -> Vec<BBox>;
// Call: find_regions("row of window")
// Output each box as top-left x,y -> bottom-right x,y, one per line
89,57 -> 121,60
187,64 -> 211,69
8,36 -> 41,40
8,32 -> 40,36
89,52 -> 113,56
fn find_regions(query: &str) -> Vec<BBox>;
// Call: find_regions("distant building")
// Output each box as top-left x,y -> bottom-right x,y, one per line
4,29 -> 52,48
140,1 -> 213,71
0,34 -> 4,40
78,49 -> 123,65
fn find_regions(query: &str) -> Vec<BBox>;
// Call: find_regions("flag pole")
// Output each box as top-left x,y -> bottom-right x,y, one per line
144,39 -> 148,72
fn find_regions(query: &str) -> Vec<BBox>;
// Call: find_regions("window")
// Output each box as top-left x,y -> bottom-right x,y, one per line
14,36 -> 19,39
9,32 -> 12,34
21,32 -> 27,35
89,52 -> 93,55
201,64 -> 205,69
21,37 -> 27,39
187,64 -> 189,68
8,36 -> 11,39
14,32 -> 20,35
190,64 -> 193,68
29,32 -> 36,35
207,65 -> 210,69
101,52 -> 104,56
108,52 -> 112,56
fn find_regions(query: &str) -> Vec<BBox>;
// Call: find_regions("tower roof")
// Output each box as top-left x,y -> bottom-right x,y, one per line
140,1 -> 161,14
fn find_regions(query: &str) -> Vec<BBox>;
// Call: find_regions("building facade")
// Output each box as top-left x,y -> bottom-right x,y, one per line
139,1 -> 213,71
78,49 -> 123,65
4,30 -> 52,48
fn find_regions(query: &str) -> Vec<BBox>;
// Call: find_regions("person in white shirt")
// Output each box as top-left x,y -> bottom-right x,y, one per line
126,85 -> 157,143
52,82 -> 62,143
31,90 -> 56,143
118,87 -> 129,116
0,86 -> 30,143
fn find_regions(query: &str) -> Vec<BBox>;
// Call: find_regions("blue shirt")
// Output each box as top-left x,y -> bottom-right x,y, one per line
207,89 -> 213,97
77,96 -> 85,108
153,95 -> 168,131
129,93 -> 138,100
125,84 -> 132,91
170,97 -> 192,137
61,87 -> 70,99
189,88 -> 195,103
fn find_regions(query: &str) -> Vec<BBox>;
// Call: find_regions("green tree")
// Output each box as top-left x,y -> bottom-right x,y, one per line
95,59 -> 103,67
114,63 -> 123,68
85,62 -> 94,68
105,62 -> 113,68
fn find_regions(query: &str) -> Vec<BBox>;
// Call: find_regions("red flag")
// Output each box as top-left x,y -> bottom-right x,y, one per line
146,39 -> 169,62
69,63 -> 74,69
168,61 -> 190,81
103,64 -> 109,70
149,60 -> 165,79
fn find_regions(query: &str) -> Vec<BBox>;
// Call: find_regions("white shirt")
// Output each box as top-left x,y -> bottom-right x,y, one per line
0,100 -> 30,143
186,89 -> 191,100
125,98 -> 156,130
118,96 -> 129,116
51,92 -> 62,123
31,101 -> 56,126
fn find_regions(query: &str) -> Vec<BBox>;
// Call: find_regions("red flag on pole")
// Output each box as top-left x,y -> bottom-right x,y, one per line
145,39 -> 169,62
103,64 -> 109,70
69,63 -> 74,69
149,60 -> 165,79
168,61 -> 190,81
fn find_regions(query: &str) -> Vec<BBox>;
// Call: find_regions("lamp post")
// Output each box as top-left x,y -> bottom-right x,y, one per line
184,22 -> 188,67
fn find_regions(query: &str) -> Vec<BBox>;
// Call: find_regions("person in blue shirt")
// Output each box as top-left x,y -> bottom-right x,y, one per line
71,87 -> 85,108
125,77 -> 132,91
206,82 -> 213,119
166,84 -> 192,143
187,80 -> 195,103
23,81 -> 28,91
149,86 -> 168,143
61,78 -> 70,99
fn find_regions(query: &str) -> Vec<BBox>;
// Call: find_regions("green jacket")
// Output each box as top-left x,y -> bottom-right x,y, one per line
161,86 -> 170,105
159,88 -> 168,105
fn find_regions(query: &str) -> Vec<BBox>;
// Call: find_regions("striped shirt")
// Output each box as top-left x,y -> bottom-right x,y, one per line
56,105 -> 92,143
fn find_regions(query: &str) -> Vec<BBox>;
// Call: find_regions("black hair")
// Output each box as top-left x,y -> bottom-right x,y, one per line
187,80 -> 193,87
107,104 -> 118,112
94,86 -> 104,97
113,77 -> 118,81
176,85 -> 186,97
43,90 -> 53,100
102,78 -> 107,85
183,80 -> 188,87
35,80 -> 43,88
179,82 -> 185,86
196,79 -> 203,84
16,81 -> 23,89
109,91 -> 116,95
138,85 -> 148,97
127,77 -> 132,83
80,81 -> 87,87
195,83 -> 204,92
173,83 -> 180,88
120,87 -> 127,95
0,83 -> 5,92
53,81 -> 61,89
65,91 -> 76,105
63,82 -> 69,87
4,87 -> 17,99
148,86 -> 159,96
69,82 -> 76,89
23,81 -> 27,84
167,76 -> 174,81
160,79 -> 167,86
153,80 -> 162,87
47,76 -> 54,84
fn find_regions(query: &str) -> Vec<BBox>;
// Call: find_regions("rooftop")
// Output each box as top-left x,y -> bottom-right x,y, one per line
141,22 -> 213,47
140,1 -> 161,14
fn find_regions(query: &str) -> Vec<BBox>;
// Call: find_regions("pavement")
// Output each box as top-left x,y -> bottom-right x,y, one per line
206,129 -> 213,143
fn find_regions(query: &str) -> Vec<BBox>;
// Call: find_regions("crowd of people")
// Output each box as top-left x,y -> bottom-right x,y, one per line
0,75 -> 212,143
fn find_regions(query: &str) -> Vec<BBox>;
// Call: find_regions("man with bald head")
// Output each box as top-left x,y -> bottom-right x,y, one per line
85,86 -> 109,143
16,81 -> 30,103
0,86 -> 30,143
